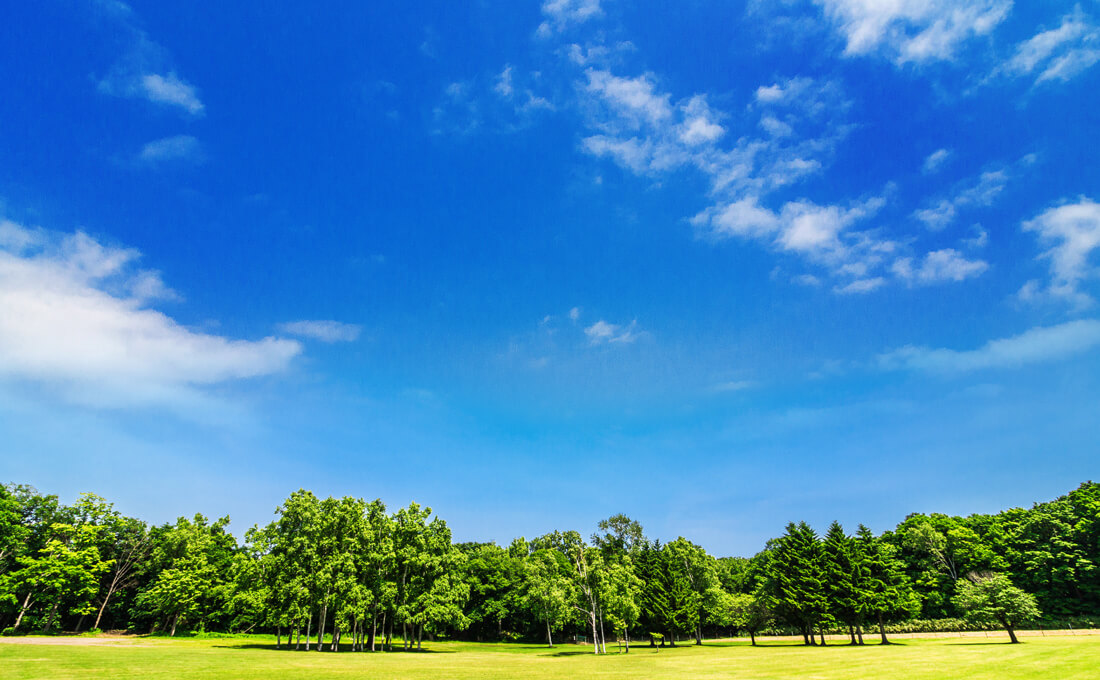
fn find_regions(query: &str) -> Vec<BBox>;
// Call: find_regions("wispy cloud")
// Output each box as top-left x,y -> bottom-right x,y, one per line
432,67 -> 553,136
537,0 -> 603,37
1019,197 -> 1100,308
877,319 -> 1100,374
712,380 -> 756,393
0,220 -> 299,410
912,156 -> 1035,230
1000,9 -> 1100,85
585,319 -> 641,345
276,320 -> 362,343
815,0 -> 1011,64
922,148 -> 952,174
95,3 -> 205,116
138,135 -> 203,164
891,248 -> 989,285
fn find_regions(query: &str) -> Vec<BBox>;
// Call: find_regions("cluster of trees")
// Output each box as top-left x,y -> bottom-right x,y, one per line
2,481 -> 1095,648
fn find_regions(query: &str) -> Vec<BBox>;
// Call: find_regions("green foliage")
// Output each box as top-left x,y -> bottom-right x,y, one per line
953,572 -> 1041,642
1,480 -> 1094,646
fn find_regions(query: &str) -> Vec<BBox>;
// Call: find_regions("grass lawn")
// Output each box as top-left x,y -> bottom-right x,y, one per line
2,634 -> 1098,679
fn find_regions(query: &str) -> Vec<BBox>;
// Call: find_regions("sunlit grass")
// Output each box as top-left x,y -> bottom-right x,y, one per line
2,633 -> 1097,679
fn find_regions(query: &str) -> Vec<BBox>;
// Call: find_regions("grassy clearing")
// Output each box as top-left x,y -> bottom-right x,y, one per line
2,634 -> 1098,679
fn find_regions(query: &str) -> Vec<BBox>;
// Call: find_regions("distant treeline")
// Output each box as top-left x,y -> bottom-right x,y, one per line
1,482 -> 1097,649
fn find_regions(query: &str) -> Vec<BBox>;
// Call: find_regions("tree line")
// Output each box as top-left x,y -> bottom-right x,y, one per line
2,481 -> 1097,648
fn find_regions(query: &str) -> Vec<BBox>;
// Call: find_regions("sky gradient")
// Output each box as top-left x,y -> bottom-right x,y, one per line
1,0 -> 1099,555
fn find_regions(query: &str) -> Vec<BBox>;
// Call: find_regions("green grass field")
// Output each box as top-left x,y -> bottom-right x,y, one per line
3,634 -> 1098,679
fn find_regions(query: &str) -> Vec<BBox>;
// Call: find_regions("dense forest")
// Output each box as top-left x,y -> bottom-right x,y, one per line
1,482 -> 1097,649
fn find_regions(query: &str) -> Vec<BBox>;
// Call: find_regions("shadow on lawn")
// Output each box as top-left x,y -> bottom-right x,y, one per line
214,643 -> 456,654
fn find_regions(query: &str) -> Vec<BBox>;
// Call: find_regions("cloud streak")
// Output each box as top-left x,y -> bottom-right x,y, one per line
877,319 -> 1100,374
816,0 -> 1011,64
277,320 -> 362,343
0,220 -> 300,409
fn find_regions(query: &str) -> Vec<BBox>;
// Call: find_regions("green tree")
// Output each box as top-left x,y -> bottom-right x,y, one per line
855,525 -> 917,644
763,522 -> 828,645
523,546 -> 573,647
10,523 -> 109,631
952,572 -> 1040,644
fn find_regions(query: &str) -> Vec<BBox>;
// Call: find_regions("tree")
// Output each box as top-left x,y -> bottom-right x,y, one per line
636,541 -> 674,647
133,514 -> 236,636
822,521 -> 861,644
763,522 -> 828,645
855,525 -> 917,644
952,572 -> 1040,644
523,547 -> 573,647
9,523 -> 109,631
710,590 -> 771,645
664,537 -> 719,645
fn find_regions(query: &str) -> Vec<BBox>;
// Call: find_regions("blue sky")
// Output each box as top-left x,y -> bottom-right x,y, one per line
1,0 -> 1099,555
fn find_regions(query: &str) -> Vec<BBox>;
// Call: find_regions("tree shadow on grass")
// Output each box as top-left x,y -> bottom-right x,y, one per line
214,644 -> 456,654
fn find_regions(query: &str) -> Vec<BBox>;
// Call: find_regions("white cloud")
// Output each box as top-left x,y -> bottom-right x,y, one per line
538,0 -> 603,37
754,77 -> 813,105
713,380 -> 756,392
0,220 -> 300,409
816,0 -> 1011,64
585,319 -> 640,345
1003,9 -> 1100,85
1021,198 -> 1100,307
892,248 -> 989,284
139,73 -> 204,115
139,135 -> 202,163
569,306 -> 581,321
834,277 -> 886,294
922,148 -> 952,174
276,320 -> 362,343
877,319 -> 1100,374
585,69 -> 673,128
913,166 -> 1012,230
495,64 -> 515,98
679,96 -> 726,146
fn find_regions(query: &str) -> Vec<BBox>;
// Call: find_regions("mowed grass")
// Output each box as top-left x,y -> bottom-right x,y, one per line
2,634 -> 1098,680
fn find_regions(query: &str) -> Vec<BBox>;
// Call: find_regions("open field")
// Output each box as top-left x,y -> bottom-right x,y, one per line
3,633 -> 1099,680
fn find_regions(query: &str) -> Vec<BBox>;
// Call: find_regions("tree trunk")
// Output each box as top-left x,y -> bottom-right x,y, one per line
625,628 -> 630,654
13,592 -> 33,631
277,626 -> 281,649
417,624 -> 423,650
318,597 -> 328,652
877,613 -> 889,645
44,602 -> 60,632
749,630 -> 756,646
546,619 -> 553,647
598,607 -> 607,654
857,623 -> 864,645
370,607 -> 377,651
848,624 -> 856,645
385,610 -> 392,652
306,610 -> 313,651
331,621 -> 339,652
93,585 -> 117,631
590,611 -> 600,654
170,612 -> 179,637
295,623 -> 301,650
1004,619 -> 1019,644
819,628 -> 826,646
